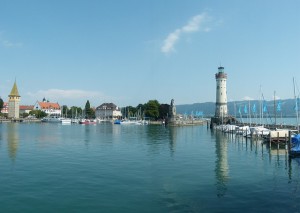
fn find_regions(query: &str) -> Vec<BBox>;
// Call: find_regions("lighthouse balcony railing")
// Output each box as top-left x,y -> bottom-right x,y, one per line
215,73 -> 227,79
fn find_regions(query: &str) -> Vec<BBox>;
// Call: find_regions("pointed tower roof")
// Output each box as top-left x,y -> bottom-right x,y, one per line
9,80 -> 20,97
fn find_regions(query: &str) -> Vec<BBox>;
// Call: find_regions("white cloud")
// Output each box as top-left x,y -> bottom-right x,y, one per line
0,32 -> 23,48
2,40 -> 23,48
27,89 -> 106,105
161,13 -> 210,54
242,96 -> 255,101
182,14 -> 207,33
161,29 -> 181,54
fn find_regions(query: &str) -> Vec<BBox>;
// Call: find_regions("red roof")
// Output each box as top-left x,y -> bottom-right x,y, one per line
38,102 -> 60,110
20,105 -> 34,110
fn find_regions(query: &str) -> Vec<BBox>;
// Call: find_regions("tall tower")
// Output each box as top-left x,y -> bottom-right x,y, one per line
215,66 -> 228,118
8,80 -> 21,119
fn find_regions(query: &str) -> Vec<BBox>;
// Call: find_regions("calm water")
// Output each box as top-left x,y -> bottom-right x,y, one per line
0,123 -> 300,213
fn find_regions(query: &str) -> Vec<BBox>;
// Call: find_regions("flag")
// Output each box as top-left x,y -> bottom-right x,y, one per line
252,103 -> 256,113
263,102 -> 267,112
244,105 -> 248,114
276,100 -> 281,112
294,98 -> 300,111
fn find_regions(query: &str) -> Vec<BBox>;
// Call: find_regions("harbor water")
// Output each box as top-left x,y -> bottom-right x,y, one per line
0,122 -> 300,212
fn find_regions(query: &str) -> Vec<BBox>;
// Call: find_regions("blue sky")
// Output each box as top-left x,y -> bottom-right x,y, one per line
1,0 -> 300,108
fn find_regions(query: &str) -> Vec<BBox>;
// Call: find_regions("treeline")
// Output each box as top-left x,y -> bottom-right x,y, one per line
3,99 -> 170,120
122,100 -> 170,120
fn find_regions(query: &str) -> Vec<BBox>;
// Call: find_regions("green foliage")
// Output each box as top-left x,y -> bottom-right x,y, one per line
123,100 -> 169,120
62,105 -> 69,117
144,100 -> 160,120
29,110 -> 47,118
84,100 -> 95,118
21,113 -> 29,118
68,106 -> 82,118
0,98 -> 3,112
159,104 -> 170,119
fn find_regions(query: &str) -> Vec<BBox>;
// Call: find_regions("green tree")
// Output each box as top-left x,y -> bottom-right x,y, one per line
21,112 -> 29,118
62,105 -> 69,117
0,97 -> 3,112
29,110 -> 47,118
69,106 -> 82,118
159,104 -> 170,119
144,100 -> 160,120
84,100 -> 95,118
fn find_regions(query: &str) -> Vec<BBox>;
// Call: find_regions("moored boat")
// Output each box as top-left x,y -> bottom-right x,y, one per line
61,118 -> 72,124
290,134 -> 300,157
79,119 -> 97,125
41,116 -> 63,123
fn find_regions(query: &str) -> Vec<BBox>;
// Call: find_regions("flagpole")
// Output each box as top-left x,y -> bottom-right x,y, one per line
249,100 -> 251,127
274,91 -> 276,127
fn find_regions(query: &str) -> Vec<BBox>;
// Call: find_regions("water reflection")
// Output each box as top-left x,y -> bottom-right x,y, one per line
144,125 -> 174,155
7,123 -> 19,161
214,131 -> 229,197
168,127 -> 177,154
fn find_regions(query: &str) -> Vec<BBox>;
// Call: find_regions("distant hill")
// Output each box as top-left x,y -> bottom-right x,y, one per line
176,99 -> 299,117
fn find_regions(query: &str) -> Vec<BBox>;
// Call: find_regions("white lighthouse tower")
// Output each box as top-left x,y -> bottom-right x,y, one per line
215,66 -> 228,118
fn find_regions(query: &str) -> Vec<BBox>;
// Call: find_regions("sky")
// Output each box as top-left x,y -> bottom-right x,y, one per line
1,0 -> 300,108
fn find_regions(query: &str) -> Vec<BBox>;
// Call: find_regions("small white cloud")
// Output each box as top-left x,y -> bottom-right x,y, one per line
2,40 -> 23,48
161,13 -> 211,54
182,14 -> 207,33
27,89 -> 106,105
242,96 -> 255,101
161,29 -> 181,54
0,32 -> 23,48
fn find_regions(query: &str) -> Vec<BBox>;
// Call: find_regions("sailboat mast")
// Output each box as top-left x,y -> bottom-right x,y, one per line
259,87 -> 262,125
293,78 -> 299,132
274,91 -> 276,127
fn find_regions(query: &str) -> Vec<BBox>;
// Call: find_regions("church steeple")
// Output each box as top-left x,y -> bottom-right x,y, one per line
9,80 -> 20,97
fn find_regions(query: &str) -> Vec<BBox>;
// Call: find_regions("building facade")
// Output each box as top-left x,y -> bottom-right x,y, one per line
8,81 -> 21,119
34,98 -> 61,116
19,105 -> 34,115
1,102 -> 8,114
95,103 -> 122,120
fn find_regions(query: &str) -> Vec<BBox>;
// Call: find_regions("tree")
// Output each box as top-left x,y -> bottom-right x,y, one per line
159,104 -> 170,119
21,112 -> 29,118
68,106 -> 82,118
0,97 -> 3,112
29,110 -> 47,118
62,105 -> 69,117
144,100 -> 160,120
84,100 -> 95,118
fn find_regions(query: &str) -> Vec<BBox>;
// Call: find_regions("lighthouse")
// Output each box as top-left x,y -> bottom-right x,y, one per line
215,66 -> 228,119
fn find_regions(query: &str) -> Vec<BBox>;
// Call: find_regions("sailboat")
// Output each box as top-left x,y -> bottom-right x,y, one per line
289,78 -> 300,157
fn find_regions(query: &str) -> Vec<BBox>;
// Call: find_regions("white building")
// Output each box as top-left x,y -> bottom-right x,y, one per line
215,66 -> 228,118
95,103 -> 122,120
34,98 -> 61,116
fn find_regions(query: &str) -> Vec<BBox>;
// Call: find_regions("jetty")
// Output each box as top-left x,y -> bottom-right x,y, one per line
0,118 -> 41,123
